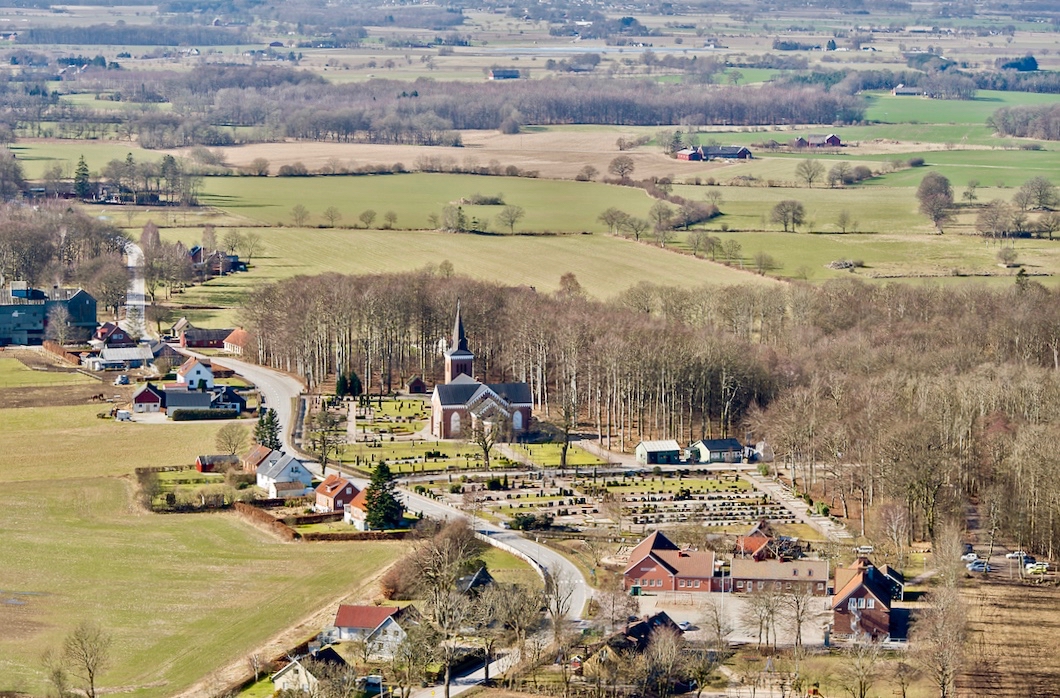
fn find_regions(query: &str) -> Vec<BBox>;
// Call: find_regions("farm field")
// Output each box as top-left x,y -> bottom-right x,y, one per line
0,357 -> 94,388
11,139 -> 159,180
0,476 -> 403,697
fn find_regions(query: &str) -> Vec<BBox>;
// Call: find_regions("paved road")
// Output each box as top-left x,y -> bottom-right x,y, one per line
121,240 -> 147,338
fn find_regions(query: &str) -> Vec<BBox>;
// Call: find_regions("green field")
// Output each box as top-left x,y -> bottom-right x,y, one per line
0,404 -> 233,482
0,358 -> 94,388
512,443 -> 606,468
863,90 -> 1060,126
0,476 -> 402,697
11,140 -> 160,180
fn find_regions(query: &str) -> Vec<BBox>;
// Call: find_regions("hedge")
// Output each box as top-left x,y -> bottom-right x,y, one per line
171,408 -> 239,421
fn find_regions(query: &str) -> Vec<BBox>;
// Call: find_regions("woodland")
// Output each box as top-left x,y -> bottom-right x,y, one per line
243,270 -> 1060,560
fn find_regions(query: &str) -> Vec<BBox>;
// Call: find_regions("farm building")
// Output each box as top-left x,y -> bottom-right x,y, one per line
131,382 -> 165,413
162,388 -> 212,416
794,134 -> 842,148
176,357 -> 214,389
430,304 -> 532,439
623,531 -> 720,593
676,145 -> 753,161
635,440 -> 681,465
82,345 -> 154,371
0,283 -> 97,346
488,68 -> 520,80
688,438 -> 745,464
195,454 -> 240,473
329,605 -> 421,658
180,328 -> 233,349
223,328 -> 252,355
256,453 -> 312,493
730,557 -> 830,596
892,84 -> 928,96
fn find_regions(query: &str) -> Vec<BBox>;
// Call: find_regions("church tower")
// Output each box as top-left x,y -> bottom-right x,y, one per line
444,301 -> 474,383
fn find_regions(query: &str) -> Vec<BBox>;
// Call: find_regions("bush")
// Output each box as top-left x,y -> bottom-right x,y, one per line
449,484 -> 462,494
277,162 -> 310,176
907,157 -> 926,167
171,409 -> 238,421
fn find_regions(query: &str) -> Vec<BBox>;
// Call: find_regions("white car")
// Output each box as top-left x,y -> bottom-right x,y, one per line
960,552 -> 978,562
1026,562 -> 1049,574
677,621 -> 695,631
1006,550 -> 1028,559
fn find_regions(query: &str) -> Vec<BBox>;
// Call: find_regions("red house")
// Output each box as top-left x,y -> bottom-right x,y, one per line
95,322 -> 136,348
315,474 -> 360,512
832,558 -> 901,640
180,328 -> 233,349
623,531 -> 719,593
131,382 -> 164,413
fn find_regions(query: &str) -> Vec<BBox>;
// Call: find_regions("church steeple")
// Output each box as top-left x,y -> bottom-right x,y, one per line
444,301 -> 474,383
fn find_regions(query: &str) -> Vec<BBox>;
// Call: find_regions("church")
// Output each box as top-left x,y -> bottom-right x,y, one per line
430,304 -> 532,440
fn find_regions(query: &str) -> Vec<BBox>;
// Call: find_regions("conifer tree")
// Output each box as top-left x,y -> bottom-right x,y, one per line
74,156 -> 91,199
254,408 -> 281,450
365,462 -> 403,529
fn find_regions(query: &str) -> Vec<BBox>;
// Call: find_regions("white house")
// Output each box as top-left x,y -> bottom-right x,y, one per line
344,489 -> 370,530
331,605 -> 419,658
175,357 -> 214,389
271,647 -> 349,692
635,440 -> 681,466
256,453 -> 312,493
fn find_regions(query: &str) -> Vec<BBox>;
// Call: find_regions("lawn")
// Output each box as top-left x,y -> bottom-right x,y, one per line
0,404 -> 234,482
863,89 -> 1060,126
478,546 -> 542,588
0,477 -> 404,697
0,358 -> 94,388
511,443 -> 605,468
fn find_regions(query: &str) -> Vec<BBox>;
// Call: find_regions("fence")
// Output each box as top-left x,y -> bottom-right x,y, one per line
42,340 -> 85,365
475,532 -> 546,580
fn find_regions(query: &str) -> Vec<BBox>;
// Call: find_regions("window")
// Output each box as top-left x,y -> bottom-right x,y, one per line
758,581 -> 764,590
808,569 -> 813,577
694,580 -> 701,588
737,581 -> 744,589
858,598 -> 866,608
867,598 -> 875,609
679,579 -> 686,588
849,598 -> 857,610
785,582 -> 792,589
818,583 -> 825,590
793,569 -> 798,576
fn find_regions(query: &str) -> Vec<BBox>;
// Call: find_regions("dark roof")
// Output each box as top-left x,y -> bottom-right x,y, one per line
310,645 -> 347,667
700,146 -> 751,157
196,454 -> 240,467
698,438 -> 743,451
446,301 -> 473,358
164,390 -> 212,409
183,328 -> 233,342
456,567 -> 495,594
435,379 -> 482,406
618,612 -> 682,652
488,382 -> 532,405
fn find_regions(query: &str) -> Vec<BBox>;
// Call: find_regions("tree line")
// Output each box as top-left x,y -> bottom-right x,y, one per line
988,103 -> 1060,140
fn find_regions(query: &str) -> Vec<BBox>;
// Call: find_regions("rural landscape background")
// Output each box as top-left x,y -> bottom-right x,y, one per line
0,0 -> 1059,696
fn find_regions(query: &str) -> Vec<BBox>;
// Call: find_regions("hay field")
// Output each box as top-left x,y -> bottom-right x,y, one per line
0,357 -> 95,388
0,476 -> 403,697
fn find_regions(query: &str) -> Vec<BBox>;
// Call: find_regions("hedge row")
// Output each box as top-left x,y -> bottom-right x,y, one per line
233,502 -> 299,540
172,408 -> 239,421
301,530 -> 411,542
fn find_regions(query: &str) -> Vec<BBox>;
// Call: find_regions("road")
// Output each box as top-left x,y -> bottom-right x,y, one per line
121,240 -> 147,338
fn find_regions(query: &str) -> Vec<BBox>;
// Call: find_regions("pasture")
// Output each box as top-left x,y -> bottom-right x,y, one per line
0,476 -> 403,697
0,357 -> 94,388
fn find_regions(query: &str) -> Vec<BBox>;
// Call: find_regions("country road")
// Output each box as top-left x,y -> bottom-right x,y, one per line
121,240 -> 147,337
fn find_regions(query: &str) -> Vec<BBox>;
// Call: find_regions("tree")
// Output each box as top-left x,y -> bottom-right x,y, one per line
470,418 -> 505,470
250,407 -> 278,449
645,625 -> 685,698
41,648 -> 71,698
46,304 -> 73,346
962,180 -> 979,203
248,157 -> 270,176
1019,176 -> 1057,210
221,228 -> 244,255
497,204 -> 525,234
783,587 -> 815,650
1037,211 -> 1060,240
914,586 -> 966,698
365,462 -> 403,529
384,210 -> 398,228
307,408 -> 345,469
753,251 -> 780,275
997,245 -> 1018,267
837,209 -> 855,233
359,209 -> 377,228
796,159 -> 825,188
827,162 -> 852,187
649,200 -> 673,235
215,422 -> 248,455
201,224 -> 217,253
917,173 -> 954,232
74,155 -> 92,199
608,155 -> 635,179
0,147 -> 26,200
62,621 -> 111,698
598,207 -> 628,234
391,621 -> 439,698
722,239 -> 742,263
323,206 -> 343,227
621,216 -> 650,241
576,164 -> 598,181
544,565 -> 576,645
291,204 -> 310,226
771,200 -> 806,232
837,637 -> 882,698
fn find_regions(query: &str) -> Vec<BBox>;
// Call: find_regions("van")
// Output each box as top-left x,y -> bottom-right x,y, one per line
115,410 -> 132,422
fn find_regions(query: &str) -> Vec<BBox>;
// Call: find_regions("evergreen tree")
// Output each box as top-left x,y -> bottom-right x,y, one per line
74,156 -> 91,199
254,408 -> 281,450
364,462 -> 403,529
336,371 -> 349,397
348,370 -> 363,398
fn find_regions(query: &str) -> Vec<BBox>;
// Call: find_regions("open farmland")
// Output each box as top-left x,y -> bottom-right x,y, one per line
0,476 -> 402,697
0,357 -> 94,388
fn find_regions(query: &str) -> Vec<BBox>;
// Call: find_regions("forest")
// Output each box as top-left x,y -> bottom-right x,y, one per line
242,270 -> 1060,560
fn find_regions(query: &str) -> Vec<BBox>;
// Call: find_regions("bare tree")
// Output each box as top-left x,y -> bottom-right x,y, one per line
608,155 -> 635,179
771,200 -> 806,232
323,206 -> 343,227
308,408 -> 346,469
391,622 -> 439,697
497,205 -> 525,234
645,625 -> 685,698
837,637 -> 882,698
40,649 -> 70,698
784,586 -> 816,650
795,159 -> 825,188
359,209 -> 378,228
914,585 -> 966,698
215,422 -> 249,456
62,621 -> 111,698
46,303 -> 73,346
237,231 -> 263,263
469,418 -> 504,470
544,565 -> 577,645
291,204 -> 310,226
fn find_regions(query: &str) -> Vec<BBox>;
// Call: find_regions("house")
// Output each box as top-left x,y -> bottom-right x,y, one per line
700,145 -> 753,160
430,304 -> 532,439
211,385 -> 246,412
272,646 -> 349,693
82,345 -> 154,371
176,357 -> 214,389
597,612 -> 684,655
256,453 -> 312,493
148,339 -> 183,365
892,84 -> 928,96
344,489 -> 370,530
734,520 -> 805,561
488,68 -> 520,80
804,134 -> 842,147
180,327 -> 233,349
635,440 -> 681,466
271,480 -> 308,499
195,454 -> 240,473
162,388 -> 213,416
0,282 -> 97,346
242,444 -> 280,474
688,438 -> 744,464
131,382 -> 165,413
315,474 -> 360,512
170,317 -> 194,337
675,148 -> 701,161
623,530 -> 719,593
223,328 -> 252,355
456,566 -> 495,595
729,557 -> 830,596
94,322 -> 136,348
404,376 -> 427,394
832,558 -> 900,640
331,605 -> 420,658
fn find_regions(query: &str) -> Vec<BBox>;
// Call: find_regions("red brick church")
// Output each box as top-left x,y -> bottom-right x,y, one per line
430,304 -> 532,439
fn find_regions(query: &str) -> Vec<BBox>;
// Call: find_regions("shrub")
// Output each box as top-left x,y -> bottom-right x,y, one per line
277,162 -> 310,176
907,157 -> 926,167
171,409 -> 238,421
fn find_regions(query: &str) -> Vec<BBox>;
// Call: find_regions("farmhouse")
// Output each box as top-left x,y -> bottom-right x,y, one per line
730,557 -> 830,596
93,322 -> 136,348
223,328 -> 252,355
832,558 -> 904,640
162,388 -> 212,416
176,357 -> 214,389
623,531 -> 720,593
635,440 -> 681,465
330,605 -> 420,658
131,382 -> 165,413
892,84 -> 928,96
676,146 -> 753,161
256,453 -> 312,493
180,327 -> 233,349
83,345 -> 154,371
344,489 -> 370,529
0,282 -> 97,346
688,438 -> 745,464
488,68 -> 520,80
794,134 -> 842,148
272,647 -> 348,693
243,444 -> 280,473
210,385 -> 246,412
430,304 -> 532,439
315,474 -> 359,512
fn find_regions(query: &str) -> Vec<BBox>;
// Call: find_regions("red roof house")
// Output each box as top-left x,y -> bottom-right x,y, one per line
315,474 -> 360,512
623,530 -> 719,592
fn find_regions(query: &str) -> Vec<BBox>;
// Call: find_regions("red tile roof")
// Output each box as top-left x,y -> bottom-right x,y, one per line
243,444 -> 274,469
334,605 -> 399,631
316,474 -> 357,499
224,328 -> 251,348
348,488 -> 369,512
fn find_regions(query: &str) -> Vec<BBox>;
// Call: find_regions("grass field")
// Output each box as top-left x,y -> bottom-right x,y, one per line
0,358 -> 94,388
0,404 -> 233,482
0,477 -> 403,697
11,140 -> 159,180
863,90 -> 1060,126
512,443 -> 605,467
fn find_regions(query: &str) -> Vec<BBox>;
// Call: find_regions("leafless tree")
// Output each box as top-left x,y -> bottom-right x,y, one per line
323,206 -> 342,227
391,622 -> 439,697
215,422 -> 248,455
46,303 -> 73,346
608,155 -> 635,179
62,621 -> 111,698
646,625 -> 685,698
796,159 -> 825,188
914,585 -> 966,698
497,205 -> 525,234
359,209 -> 377,228
291,204 -> 310,226
544,565 -> 577,645
307,408 -> 346,469
783,586 -> 816,650
40,649 -> 70,698
836,636 -> 882,698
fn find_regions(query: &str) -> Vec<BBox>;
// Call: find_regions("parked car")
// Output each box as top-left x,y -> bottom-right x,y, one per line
962,543 -> 974,554
113,374 -> 129,385
966,561 -> 991,572
1006,550 -> 1028,559
1026,562 -> 1049,574
960,552 -> 979,562
678,621 -> 695,631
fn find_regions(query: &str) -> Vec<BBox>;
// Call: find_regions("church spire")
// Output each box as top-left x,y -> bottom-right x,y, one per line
452,300 -> 469,353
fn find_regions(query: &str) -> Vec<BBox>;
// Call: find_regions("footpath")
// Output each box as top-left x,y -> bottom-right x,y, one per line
743,472 -> 854,543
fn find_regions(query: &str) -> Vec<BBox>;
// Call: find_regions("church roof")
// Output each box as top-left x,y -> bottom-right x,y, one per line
446,301 -> 472,357
434,376 -> 531,407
